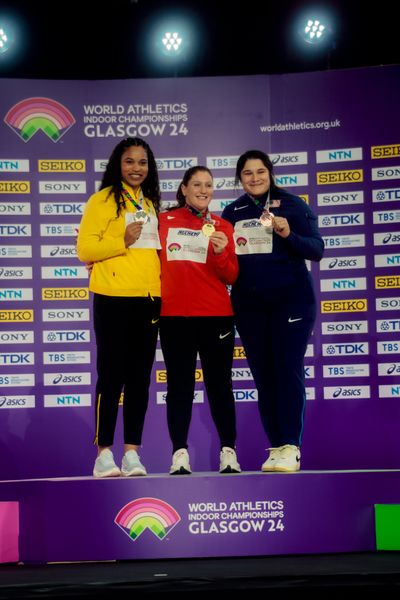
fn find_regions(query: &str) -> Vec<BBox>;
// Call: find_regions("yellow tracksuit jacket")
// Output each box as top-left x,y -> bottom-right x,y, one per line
77,185 -> 160,297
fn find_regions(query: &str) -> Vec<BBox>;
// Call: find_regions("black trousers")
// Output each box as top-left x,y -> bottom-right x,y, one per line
159,316 -> 237,453
93,294 -> 160,447
232,276 -> 316,448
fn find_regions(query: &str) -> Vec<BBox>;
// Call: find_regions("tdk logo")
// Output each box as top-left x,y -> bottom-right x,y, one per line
0,224 -> 31,236
376,319 -> 400,332
323,343 -> 368,356
233,389 -> 258,402
319,213 -> 364,227
373,188 -> 400,202
43,330 -> 90,343
40,202 -> 84,215
156,158 -> 197,170
0,352 -> 34,364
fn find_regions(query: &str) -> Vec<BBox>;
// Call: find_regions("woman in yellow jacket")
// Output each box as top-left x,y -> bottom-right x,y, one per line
77,138 -> 161,478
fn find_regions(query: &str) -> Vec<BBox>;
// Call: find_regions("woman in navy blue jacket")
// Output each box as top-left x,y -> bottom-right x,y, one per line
222,150 -> 324,472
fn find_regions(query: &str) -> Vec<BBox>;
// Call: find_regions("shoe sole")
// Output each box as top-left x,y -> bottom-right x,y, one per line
93,468 -> 121,478
261,466 -> 276,472
274,465 -> 300,472
170,467 -> 191,475
220,466 -> 241,473
121,469 -> 147,477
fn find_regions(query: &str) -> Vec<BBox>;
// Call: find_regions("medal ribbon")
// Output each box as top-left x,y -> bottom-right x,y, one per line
185,203 -> 213,224
121,183 -> 145,211
249,191 -> 270,213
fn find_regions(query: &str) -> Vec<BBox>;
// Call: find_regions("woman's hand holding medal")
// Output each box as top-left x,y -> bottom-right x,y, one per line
210,230 -> 228,255
272,215 -> 290,238
124,221 -> 143,247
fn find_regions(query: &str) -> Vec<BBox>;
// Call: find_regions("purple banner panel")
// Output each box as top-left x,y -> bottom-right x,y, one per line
1,470 -> 400,563
0,66 -> 399,480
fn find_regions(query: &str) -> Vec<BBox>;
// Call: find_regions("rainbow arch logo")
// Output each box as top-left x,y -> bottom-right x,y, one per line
115,497 -> 181,541
4,97 -> 76,142
167,242 -> 182,252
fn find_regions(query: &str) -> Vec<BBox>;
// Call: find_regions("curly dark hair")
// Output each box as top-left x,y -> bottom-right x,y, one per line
100,137 -> 161,214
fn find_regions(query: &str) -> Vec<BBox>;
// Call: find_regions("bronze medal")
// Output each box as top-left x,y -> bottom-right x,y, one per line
260,210 -> 274,227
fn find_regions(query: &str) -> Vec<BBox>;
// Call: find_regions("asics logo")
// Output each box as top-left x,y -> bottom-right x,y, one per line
234,205 -> 248,211
219,331 -> 231,339
288,317 -> 302,323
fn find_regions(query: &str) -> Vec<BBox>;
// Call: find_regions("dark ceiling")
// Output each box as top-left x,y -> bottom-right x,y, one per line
0,0 -> 398,79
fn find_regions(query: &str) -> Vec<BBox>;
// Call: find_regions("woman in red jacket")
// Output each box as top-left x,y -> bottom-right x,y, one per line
158,166 -> 240,475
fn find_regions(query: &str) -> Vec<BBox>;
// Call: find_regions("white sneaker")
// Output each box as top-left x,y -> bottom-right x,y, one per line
170,448 -> 191,475
219,447 -> 241,473
261,447 -> 283,472
121,449 -> 147,477
93,449 -> 121,478
274,444 -> 301,472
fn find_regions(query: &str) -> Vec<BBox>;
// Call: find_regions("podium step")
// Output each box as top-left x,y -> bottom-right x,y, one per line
1,470 -> 399,563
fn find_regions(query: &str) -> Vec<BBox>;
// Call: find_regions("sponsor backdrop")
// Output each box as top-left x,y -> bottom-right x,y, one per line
0,66 -> 399,479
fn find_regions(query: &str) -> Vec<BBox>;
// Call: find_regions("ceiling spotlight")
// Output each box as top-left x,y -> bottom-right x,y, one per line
0,25 -> 11,54
162,32 -> 182,53
301,17 -> 330,44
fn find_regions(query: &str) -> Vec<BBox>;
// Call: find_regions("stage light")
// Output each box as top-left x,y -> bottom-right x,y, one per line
0,23 -> 12,55
290,7 -> 336,69
303,19 -> 326,44
298,12 -> 333,47
162,32 -> 182,54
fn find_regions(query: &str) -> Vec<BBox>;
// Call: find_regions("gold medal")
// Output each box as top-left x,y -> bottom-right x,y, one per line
202,222 -> 215,237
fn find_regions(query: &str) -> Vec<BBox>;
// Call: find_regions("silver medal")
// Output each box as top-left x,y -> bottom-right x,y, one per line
134,210 -> 150,223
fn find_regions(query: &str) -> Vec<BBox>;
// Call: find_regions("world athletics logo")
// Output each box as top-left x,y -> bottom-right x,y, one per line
115,497 -> 181,541
4,97 -> 75,142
